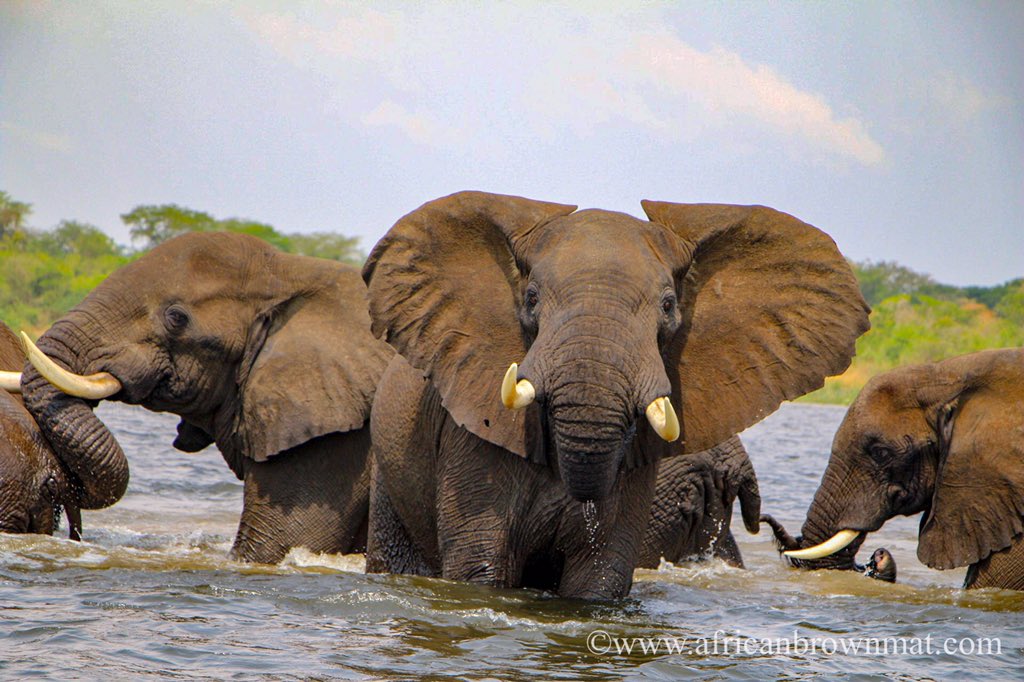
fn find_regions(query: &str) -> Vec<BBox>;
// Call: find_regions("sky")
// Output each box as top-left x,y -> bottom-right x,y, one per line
1,1 -> 1021,286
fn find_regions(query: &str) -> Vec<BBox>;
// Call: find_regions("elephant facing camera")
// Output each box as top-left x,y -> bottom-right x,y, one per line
862,548 -> 897,583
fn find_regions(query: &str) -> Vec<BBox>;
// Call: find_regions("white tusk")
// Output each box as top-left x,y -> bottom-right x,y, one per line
0,370 -> 21,393
501,362 -> 535,410
20,332 -> 122,400
783,529 -> 860,560
645,396 -> 680,442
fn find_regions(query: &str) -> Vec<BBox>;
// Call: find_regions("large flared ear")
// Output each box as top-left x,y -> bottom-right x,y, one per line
0,321 -> 22,371
230,257 -> 394,468
643,202 -> 870,453
917,353 -> 1024,569
362,191 -> 576,457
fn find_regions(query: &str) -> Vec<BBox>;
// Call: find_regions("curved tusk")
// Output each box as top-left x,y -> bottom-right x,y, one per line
0,370 -> 22,393
783,529 -> 860,560
501,362 -> 535,410
645,396 -> 680,442
20,332 -> 122,400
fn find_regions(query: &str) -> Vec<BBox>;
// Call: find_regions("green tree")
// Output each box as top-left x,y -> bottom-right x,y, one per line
121,204 -> 216,249
45,220 -> 124,259
218,218 -> 293,252
852,260 -> 962,307
288,232 -> 363,264
964,278 -> 1024,311
994,281 -> 1024,325
0,190 -> 32,236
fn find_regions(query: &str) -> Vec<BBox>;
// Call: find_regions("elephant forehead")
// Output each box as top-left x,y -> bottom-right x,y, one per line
841,384 -> 930,445
106,234 -> 280,301
530,209 -> 676,272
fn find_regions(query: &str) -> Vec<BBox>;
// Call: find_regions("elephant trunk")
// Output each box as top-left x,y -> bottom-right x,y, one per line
544,347 -> 654,501
21,326 -> 129,510
550,397 -> 632,502
787,464 -> 865,570
516,309 -> 672,503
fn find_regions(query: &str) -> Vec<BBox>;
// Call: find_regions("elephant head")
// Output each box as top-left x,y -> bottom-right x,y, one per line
0,321 -> 79,538
769,348 -> 1024,579
363,191 -> 869,502
20,232 -> 391,512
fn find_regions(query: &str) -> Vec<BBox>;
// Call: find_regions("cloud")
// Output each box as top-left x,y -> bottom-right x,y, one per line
622,35 -> 886,165
239,4 -> 884,165
1,120 -> 73,152
361,100 -> 460,146
928,71 -> 1008,123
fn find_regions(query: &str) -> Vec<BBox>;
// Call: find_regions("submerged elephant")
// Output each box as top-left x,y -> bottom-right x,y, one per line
362,191 -> 868,599
764,349 -> 1024,591
864,548 -> 897,582
639,436 -> 760,569
20,232 -> 393,563
0,321 -> 82,537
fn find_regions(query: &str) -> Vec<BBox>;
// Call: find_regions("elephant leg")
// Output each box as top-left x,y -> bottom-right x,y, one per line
365,462 -> 437,577
231,429 -> 370,564
712,530 -> 744,568
965,533 -> 1024,591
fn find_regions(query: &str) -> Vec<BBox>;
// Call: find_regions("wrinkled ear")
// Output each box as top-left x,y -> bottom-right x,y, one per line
233,259 -> 394,464
642,202 -> 870,452
918,387 -> 1024,570
362,191 -> 576,458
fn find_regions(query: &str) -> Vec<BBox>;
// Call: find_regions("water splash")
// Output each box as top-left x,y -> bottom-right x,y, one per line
581,499 -> 600,547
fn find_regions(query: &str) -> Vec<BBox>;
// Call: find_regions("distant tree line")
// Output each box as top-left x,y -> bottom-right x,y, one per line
0,191 -> 364,333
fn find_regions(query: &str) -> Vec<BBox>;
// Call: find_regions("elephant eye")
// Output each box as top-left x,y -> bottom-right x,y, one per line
524,284 -> 539,311
869,443 -> 892,462
163,305 -> 190,333
661,292 -> 676,314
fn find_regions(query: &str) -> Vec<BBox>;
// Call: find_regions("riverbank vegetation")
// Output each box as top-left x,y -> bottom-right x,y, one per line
2,191 -> 1021,403
803,262 -> 1024,404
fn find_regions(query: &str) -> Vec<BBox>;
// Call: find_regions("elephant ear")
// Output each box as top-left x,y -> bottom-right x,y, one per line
230,258 -> 394,469
642,202 -> 870,453
362,191 -> 576,458
918,381 -> 1024,570
0,321 -> 22,371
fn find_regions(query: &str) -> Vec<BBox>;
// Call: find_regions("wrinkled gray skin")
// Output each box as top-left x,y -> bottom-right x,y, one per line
763,349 -> 1024,591
21,232 -> 393,563
0,322 -> 80,538
639,436 -> 760,569
362,191 -> 868,599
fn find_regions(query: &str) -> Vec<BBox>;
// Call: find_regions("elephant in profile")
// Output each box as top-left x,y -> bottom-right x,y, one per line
362,191 -> 868,599
764,348 -> 1024,591
20,232 -> 393,563
0,321 -> 82,538
639,436 -> 761,569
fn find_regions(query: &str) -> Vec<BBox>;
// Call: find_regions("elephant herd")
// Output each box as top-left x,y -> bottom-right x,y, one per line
1,190 -> 1021,598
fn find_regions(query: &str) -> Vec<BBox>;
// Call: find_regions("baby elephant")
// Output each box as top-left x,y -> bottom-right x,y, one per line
863,548 -> 897,583
766,348 -> 1024,591
0,321 -> 82,538
639,436 -> 760,568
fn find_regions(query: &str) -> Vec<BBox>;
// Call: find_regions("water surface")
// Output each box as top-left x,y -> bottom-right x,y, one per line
1,403 -> 1021,679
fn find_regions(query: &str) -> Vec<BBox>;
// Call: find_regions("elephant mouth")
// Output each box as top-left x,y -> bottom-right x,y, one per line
785,529 -> 869,570
23,333 -> 180,407
22,333 -> 124,401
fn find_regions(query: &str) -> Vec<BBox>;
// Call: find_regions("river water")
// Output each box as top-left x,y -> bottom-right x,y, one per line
1,403 -> 1020,679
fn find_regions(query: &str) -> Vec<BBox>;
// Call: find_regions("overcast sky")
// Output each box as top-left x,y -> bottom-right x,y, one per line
2,1 -> 1021,285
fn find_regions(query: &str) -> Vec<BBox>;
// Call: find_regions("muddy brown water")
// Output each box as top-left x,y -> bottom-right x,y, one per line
1,403 -> 1021,679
